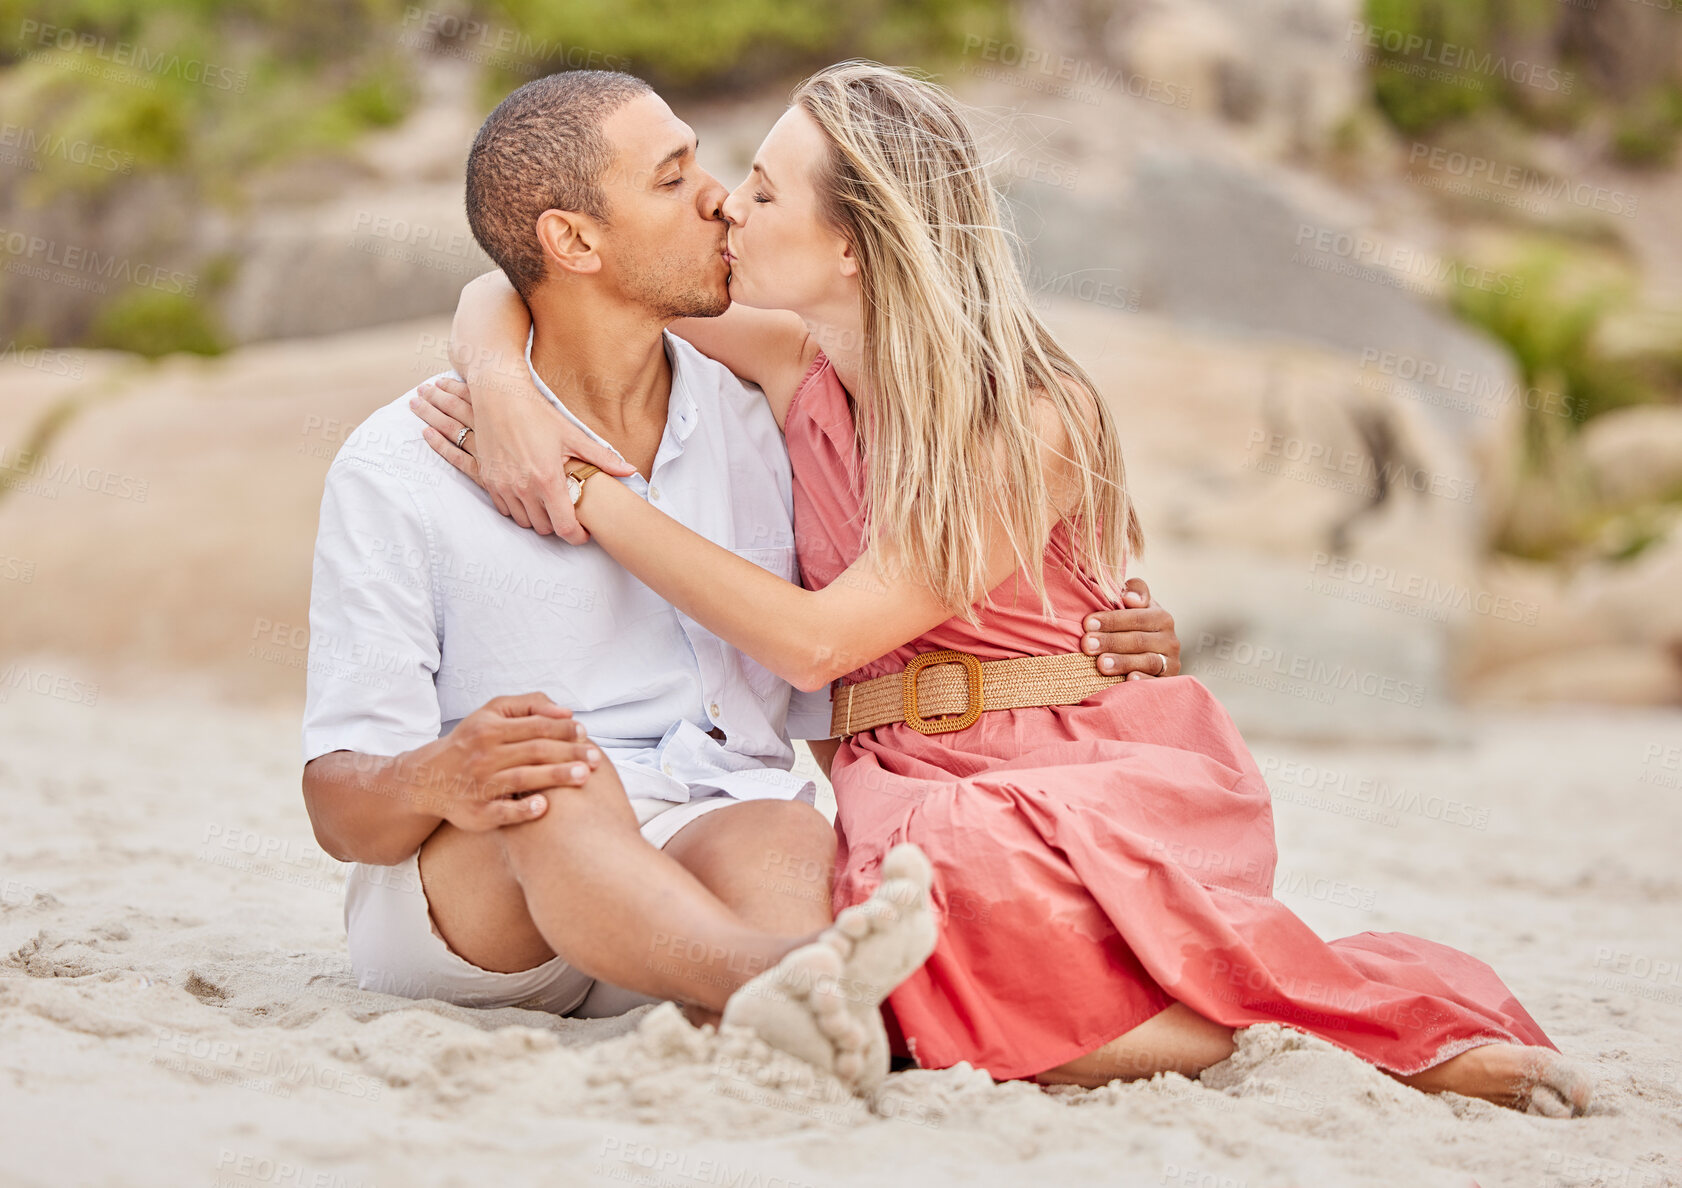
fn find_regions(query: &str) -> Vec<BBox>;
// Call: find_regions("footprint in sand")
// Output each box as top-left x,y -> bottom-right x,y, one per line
721,843 -> 938,1092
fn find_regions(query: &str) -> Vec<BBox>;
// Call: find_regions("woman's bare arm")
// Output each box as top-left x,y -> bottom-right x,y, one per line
446,271 -> 637,542
412,381 -> 1039,691
414,370 -> 1188,689
442,272 -> 815,541
668,304 -> 817,429
546,462 -> 1020,690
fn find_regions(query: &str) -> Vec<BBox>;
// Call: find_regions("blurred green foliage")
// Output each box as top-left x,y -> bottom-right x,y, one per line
0,0 -> 1011,356
1361,0 -> 1591,135
1450,247 -> 1646,432
1364,0 -> 1495,132
86,289 -> 226,357
0,0 -> 415,354
0,0 -> 415,195
480,0 -> 1011,96
1361,0 -> 1682,509
1611,83 -> 1682,167
1450,246 -> 1682,558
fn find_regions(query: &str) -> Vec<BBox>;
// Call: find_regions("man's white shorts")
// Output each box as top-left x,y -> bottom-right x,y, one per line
343,793 -> 739,1016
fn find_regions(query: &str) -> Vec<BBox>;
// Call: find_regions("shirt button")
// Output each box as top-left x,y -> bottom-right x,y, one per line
708,702 -> 721,719
650,485 -> 661,500
662,761 -> 674,775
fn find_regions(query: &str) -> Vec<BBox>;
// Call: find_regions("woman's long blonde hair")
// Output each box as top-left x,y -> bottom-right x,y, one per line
793,60 -> 1142,622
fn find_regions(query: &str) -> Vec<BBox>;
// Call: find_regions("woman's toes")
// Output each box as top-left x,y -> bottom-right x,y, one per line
1526,1084 -> 1576,1118
1531,1057 -> 1593,1117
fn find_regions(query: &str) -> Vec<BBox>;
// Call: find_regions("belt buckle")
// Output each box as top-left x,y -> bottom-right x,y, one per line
902,649 -> 984,735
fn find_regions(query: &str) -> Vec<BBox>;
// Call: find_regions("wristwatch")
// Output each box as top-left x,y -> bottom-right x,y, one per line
565,463 -> 602,507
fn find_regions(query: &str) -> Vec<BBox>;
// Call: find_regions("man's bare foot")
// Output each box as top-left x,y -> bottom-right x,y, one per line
721,844 -> 938,1092
1396,1043 -> 1593,1117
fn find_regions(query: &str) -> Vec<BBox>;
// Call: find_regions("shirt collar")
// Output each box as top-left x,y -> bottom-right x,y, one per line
522,328 -> 700,471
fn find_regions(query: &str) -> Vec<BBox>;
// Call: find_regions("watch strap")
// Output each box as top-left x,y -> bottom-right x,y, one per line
566,462 -> 602,508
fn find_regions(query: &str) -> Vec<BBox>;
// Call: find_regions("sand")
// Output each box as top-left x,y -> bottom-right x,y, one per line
2,662 -> 1679,1188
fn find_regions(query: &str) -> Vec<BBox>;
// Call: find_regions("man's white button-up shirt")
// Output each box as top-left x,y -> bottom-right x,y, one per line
302,329 -> 832,818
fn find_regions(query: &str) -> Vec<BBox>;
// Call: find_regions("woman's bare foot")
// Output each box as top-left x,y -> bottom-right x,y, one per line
721,844 -> 938,1092
1396,1043 -> 1593,1117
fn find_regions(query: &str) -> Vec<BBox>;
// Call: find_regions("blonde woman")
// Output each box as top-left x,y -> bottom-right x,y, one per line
413,62 -> 1590,1115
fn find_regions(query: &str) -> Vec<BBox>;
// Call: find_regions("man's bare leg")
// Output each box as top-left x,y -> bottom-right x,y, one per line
419,757 -> 817,1012
420,752 -> 936,1089
656,798 -> 838,1026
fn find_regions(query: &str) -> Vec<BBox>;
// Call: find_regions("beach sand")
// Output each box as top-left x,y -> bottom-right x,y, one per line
2,666 -> 1678,1188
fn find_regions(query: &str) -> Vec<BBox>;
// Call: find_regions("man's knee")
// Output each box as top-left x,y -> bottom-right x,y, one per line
743,799 -> 837,879
511,750 -> 638,833
775,799 -> 837,857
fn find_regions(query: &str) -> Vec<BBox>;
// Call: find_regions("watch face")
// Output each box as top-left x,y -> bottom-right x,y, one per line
566,474 -> 583,505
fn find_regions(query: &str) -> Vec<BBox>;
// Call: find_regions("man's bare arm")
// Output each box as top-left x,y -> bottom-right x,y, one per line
303,749 -> 454,866
301,693 -> 601,865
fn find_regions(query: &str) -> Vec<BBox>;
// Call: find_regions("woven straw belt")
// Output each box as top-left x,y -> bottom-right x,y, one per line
829,648 -> 1126,738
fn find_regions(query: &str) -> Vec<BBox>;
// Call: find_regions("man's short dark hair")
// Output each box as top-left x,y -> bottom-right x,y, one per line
465,70 -> 653,299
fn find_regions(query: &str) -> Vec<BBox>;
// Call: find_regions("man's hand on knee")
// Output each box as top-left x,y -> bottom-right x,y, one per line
405,693 -> 602,831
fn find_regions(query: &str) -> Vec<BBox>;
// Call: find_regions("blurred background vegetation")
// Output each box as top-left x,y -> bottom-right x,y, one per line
0,0 -> 1007,356
1351,0 -> 1682,561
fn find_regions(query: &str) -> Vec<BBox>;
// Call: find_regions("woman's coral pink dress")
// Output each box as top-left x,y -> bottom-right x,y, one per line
785,351 -> 1556,1080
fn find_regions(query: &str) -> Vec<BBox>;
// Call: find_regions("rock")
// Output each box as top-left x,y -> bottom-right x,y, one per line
1579,525 -> 1682,651
1009,150 -> 1522,449
1580,404 -> 1682,507
1105,1 -> 1247,122
1559,1 -> 1682,101
0,317 -> 454,700
1046,301 -> 1479,740
1465,524 -> 1682,704
1461,556 -> 1610,681
219,186 -> 493,343
1101,0 -> 1365,152
1469,645 -> 1682,706
218,59 -> 493,342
